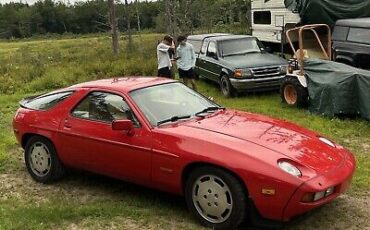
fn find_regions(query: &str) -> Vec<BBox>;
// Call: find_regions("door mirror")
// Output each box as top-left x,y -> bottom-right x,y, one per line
112,119 -> 135,136
208,51 -> 218,60
265,46 -> 273,53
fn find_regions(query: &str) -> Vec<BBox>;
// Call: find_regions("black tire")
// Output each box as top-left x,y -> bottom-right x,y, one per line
185,166 -> 248,230
24,136 -> 65,183
220,75 -> 235,98
280,76 -> 308,108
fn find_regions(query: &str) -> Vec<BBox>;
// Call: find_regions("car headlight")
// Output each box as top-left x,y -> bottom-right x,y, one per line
278,161 -> 302,177
279,65 -> 288,74
319,137 -> 336,148
234,69 -> 252,78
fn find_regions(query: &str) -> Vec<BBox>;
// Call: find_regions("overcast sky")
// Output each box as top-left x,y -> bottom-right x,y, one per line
0,0 -> 155,5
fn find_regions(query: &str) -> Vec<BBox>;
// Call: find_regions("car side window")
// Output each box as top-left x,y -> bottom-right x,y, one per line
201,39 -> 210,54
207,41 -> 217,57
72,91 -> 139,126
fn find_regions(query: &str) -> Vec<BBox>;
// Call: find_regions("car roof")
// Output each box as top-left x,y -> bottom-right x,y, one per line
210,34 -> 255,41
336,18 -> 370,28
68,77 -> 176,93
187,33 -> 231,40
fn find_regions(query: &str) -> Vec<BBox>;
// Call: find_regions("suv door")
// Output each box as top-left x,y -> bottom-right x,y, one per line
197,38 -> 210,79
58,90 -> 152,184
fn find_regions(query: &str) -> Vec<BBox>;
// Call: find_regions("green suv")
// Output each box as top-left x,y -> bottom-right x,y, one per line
188,34 -> 288,97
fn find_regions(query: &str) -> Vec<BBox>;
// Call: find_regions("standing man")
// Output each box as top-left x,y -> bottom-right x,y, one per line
157,35 -> 175,78
176,35 -> 197,90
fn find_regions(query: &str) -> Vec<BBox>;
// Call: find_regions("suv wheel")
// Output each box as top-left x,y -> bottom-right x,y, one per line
280,76 -> 308,107
220,75 -> 235,98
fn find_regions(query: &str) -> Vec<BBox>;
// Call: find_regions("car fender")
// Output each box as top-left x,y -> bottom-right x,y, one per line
220,68 -> 231,78
285,73 -> 307,88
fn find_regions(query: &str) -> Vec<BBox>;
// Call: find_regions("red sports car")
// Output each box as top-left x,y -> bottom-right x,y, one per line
13,77 -> 355,229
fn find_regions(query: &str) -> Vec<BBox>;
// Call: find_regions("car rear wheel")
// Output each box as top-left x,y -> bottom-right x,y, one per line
280,76 -> 308,107
220,75 -> 235,98
25,136 -> 65,183
185,166 -> 247,230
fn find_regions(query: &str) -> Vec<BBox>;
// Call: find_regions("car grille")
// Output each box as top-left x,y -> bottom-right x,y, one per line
251,66 -> 281,78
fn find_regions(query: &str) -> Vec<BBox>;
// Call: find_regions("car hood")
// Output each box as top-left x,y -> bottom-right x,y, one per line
184,110 -> 346,174
222,53 -> 288,69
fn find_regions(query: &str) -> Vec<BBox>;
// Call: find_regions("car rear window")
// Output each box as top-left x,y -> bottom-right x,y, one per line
347,28 -> 370,45
22,91 -> 73,110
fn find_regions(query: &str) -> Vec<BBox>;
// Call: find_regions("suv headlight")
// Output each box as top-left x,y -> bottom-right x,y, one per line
234,69 -> 252,78
278,161 -> 302,177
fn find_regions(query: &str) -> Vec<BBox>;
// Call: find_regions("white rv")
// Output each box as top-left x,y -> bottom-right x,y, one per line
251,0 -> 300,44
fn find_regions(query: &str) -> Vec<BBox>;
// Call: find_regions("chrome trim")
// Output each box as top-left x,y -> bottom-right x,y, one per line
230,75 -> 284,83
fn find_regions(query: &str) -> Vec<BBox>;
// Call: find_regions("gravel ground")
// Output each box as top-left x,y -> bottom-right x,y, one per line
1,169 -> 369,230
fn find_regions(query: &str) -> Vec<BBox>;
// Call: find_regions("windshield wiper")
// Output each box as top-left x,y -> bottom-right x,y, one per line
195,106 -> 225,117
157,115 -> 192,126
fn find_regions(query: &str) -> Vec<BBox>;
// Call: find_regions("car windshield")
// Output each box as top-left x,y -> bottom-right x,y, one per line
222,38 -> 261,57
130,82 -> 221,126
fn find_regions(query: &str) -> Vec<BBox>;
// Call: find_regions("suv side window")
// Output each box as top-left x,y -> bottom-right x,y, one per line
207,41 -> 217,57
72,91 -> 139,126
347,27 -> 370,45
333,26 -> 349,41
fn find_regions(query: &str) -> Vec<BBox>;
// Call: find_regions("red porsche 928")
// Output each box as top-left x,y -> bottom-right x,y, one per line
13,77 -> 355,229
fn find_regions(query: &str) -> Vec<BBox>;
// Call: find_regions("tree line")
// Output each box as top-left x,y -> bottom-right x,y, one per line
0,0 -> 251,39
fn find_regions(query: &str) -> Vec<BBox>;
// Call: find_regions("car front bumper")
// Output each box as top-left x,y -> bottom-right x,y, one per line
282,152 -> 356,221
229,75 -> 285,91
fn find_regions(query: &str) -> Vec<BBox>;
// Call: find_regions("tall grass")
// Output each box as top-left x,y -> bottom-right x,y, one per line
0,34 -> 160,95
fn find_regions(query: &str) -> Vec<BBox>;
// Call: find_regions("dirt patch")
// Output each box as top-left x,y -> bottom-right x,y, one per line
1,170 -> 370,230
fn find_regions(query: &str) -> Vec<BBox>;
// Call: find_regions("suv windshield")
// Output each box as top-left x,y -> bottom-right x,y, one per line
130,82 -> 221,126
222,38 -> 261,57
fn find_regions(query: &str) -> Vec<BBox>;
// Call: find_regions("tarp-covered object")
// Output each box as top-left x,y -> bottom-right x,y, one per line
285,0 -> 370,27
304,59 -> 370,120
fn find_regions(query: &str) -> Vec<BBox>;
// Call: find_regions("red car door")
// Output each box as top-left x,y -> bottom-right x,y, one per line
57,90 -> 152,184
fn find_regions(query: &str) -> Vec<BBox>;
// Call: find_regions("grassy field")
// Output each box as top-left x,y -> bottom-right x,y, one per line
0,35 -> 369,229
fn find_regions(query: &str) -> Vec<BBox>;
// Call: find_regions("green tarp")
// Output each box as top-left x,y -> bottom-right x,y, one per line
304,59 -> 370,120
285,0 -> 370,27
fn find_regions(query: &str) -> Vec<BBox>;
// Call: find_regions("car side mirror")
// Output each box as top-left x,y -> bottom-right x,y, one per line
112,119 -> 135,136
265,47 -> 273,53
208,52 -> 218,60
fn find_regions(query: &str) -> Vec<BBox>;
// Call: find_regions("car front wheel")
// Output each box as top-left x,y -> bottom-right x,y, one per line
220,75 -> 235,98
25,136 -> 65,183
185,166 -> 247,230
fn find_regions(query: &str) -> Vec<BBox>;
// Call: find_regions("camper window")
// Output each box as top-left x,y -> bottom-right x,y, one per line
253,11 -> 271,25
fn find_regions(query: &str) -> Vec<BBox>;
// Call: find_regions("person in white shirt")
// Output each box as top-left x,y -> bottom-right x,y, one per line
157,35 -> 175,78
176,35 -> 197,90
